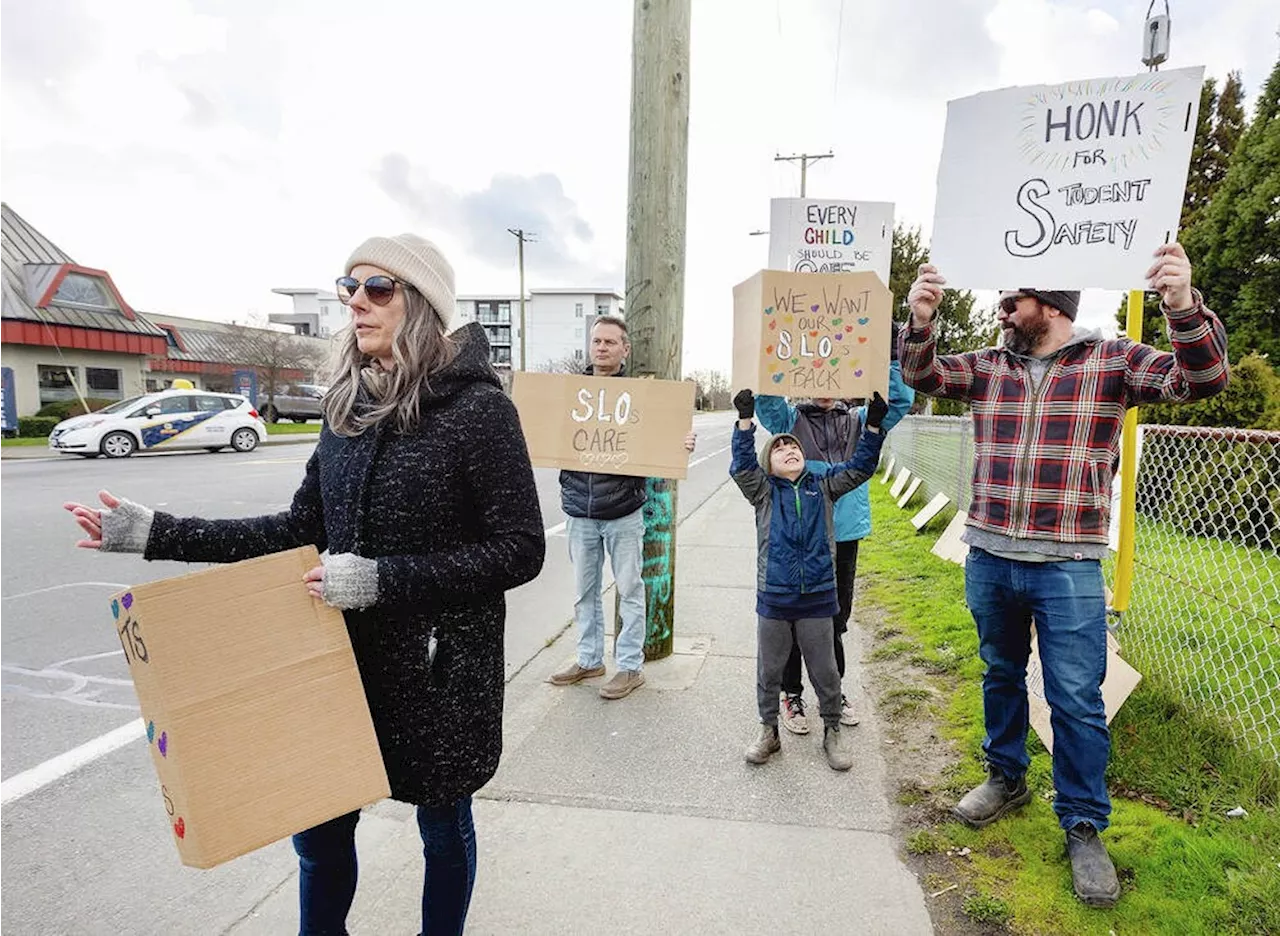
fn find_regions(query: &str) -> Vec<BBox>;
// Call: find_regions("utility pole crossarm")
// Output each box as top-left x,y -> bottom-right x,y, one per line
775,151 -> 834,197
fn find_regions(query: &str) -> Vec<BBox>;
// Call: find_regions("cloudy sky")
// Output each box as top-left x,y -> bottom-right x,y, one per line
3,0 -> 1276,373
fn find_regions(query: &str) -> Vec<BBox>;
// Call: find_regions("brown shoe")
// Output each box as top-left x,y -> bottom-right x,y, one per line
598,669 -> 645,700
549,662 -> 606,686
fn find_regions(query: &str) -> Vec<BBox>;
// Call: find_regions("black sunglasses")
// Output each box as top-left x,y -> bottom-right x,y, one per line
999,292 -> 1032,315
336,275 -> 401,306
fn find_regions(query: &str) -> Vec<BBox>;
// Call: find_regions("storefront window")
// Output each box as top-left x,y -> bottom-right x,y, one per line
38,365 -> 79,405
86,367 -> 123,400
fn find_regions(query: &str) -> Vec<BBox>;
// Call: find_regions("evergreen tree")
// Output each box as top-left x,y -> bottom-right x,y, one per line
1117,71 -> 1253,349
889,224 -> 992,357
1185,56 -> 1280,366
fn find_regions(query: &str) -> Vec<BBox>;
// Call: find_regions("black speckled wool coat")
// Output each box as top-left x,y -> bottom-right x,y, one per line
142,323 -> 545,806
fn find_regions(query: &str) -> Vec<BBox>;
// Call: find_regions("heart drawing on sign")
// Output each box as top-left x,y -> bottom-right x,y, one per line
174,817 -> 185,839
854,369 -> 864,377
764,306 -> 774,315
146,721 -> 155,743
845,325 -> 853,332
858,336 -> 868,343
771,373 -> 784,383
810,304 -> 820,312
111,599 -> 120,620
831,318 -> 843,325
812,360 -> 823,369
158,732 -> 168,757
829,358 -> 840,366
833,333 -> 843,341
857,317 -> 869,326
122,593 -> 134,610
808,330 -> 818,338
768,321 -> 776,330
765,345 -> 774,355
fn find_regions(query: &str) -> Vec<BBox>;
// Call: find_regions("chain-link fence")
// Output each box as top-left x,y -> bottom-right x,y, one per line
885,416 -> 1280,762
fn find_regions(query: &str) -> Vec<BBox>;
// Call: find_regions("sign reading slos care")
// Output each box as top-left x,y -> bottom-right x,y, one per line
512,372 -> 695,480
930,66 -> 1204,290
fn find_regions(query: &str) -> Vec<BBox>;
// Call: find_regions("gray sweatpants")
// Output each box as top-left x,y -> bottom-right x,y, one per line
757,616 -> 842,727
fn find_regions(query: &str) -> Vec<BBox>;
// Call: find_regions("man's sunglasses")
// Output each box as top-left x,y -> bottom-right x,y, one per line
999,292 -> 1032,315
336,275 -> 402,306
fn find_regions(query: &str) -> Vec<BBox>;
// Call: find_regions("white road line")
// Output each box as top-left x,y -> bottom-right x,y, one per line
687,444 -> 730,470
2,581 -> 129,602
0,718 -> 144,807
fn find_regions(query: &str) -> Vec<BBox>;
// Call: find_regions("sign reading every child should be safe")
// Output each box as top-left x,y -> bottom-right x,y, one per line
512,372 -> 696,480
732,269 -> 892,400
929,66 -> 1204,290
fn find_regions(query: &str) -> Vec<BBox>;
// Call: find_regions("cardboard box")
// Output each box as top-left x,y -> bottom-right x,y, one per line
110,546 -> 390,868
512,371 -> 695,480
732,269 -> 892,399
1026,625 -> 1142,755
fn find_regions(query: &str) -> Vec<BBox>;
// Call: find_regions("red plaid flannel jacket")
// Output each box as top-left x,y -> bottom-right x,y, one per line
898,294 -> 1228,545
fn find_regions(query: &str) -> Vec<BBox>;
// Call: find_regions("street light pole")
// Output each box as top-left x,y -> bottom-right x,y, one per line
774,151 -> 834,197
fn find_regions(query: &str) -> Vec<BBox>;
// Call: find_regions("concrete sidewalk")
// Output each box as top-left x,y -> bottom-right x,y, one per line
229,479 -> 933,936
0,433 -> 318,460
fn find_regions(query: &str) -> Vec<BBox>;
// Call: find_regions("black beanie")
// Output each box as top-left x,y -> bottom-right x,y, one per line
1021,289 -> 1080,321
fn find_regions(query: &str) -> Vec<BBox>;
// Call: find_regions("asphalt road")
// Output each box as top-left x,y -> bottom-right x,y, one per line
0,409 -> 736,935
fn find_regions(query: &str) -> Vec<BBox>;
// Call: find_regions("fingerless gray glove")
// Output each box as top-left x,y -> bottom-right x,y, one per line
100,499 -> 155,554
322,553 -> 379,610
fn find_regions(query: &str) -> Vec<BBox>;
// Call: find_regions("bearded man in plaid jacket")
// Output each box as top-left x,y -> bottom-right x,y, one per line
898,243 -> 1228,908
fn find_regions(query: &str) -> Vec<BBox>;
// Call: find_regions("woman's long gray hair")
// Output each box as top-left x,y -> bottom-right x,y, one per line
322,285 -> 458,437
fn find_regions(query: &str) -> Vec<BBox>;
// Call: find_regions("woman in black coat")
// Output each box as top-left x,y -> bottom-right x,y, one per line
65,233 -> 545,936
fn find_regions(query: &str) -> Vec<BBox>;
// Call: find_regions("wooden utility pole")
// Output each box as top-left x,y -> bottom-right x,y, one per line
507,228 -> 535,369
623,0 -> 690,661
775,151 -> 834,197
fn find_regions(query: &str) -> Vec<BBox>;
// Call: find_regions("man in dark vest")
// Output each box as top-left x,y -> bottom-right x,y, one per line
550,315 -> 696,700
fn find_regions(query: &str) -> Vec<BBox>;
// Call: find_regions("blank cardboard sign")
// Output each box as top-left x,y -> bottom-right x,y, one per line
110,546 -> 390,868
1027,627 -> 1142,754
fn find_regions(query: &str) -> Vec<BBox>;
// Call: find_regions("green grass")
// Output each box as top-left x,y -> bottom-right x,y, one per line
860,482 -> 1280,935
264,422 -> 322,435
1,437 -> 51,447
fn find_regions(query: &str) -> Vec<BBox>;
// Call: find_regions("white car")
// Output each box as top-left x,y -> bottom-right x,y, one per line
49,390 -> 267,458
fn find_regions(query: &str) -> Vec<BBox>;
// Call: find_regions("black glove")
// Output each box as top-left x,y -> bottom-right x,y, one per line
866,391 -> 888,430
733,389 -> 755,420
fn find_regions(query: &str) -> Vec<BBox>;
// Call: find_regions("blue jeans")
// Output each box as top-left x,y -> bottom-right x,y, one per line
964,547 -> 1111,832
567,510 -> 646,672
292,797 -> 476,936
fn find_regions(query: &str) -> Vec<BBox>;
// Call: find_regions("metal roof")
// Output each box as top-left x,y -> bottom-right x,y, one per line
138,312 -> 330,366
1,203 -> 165,337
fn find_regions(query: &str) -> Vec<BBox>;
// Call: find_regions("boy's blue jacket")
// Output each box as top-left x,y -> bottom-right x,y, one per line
730,422 -> 886,598
754,361 -> 913,543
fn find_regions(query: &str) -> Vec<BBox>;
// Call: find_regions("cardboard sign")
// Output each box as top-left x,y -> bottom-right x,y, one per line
732,269 -> 892,398
930,66 -> 1204,289
512,372 -> 695,480
1026,626 -> 1142,754
768,198 -> 895,285
111,546 -> 390,868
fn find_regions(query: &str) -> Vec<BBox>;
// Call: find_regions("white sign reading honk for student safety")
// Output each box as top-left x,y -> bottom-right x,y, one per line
930,66 -> 1204,290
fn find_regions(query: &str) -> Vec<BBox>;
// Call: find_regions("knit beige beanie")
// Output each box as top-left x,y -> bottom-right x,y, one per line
346,233 -> 456,329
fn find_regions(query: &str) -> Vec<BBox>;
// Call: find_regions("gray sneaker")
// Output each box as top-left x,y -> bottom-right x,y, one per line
598,669 -> 645,700
822,724 -> 854,771
744,724 -> 782,764
1067,823 -> 1121,908
548,662 -> 606,686
952,767 -> 1031,828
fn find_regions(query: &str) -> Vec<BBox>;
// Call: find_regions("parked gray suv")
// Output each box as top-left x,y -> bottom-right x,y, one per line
259,383 -> 327,423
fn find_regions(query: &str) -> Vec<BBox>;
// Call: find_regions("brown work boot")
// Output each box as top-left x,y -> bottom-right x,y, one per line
598,669 -> 645,700
822,724 -> 854,771
548,662 -> 606,686
744,724 -> 782,764
952,767 -> 1031,828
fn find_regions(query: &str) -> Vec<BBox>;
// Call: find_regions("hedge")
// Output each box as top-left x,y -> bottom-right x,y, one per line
18,417 -> 60,439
